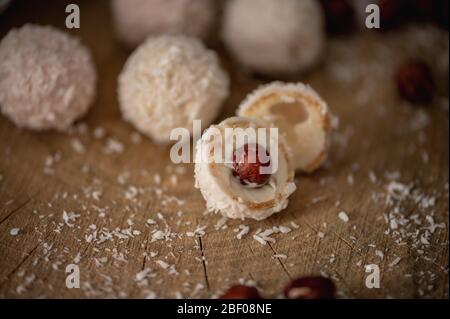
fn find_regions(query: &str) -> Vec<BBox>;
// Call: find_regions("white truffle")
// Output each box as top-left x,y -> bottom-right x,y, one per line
0,24 -> 97,131
118,35 -> 229,144
238,82 -> 332,173
112,0 -> 215,48
222,0 -> 325,75
195,117 -> 296,221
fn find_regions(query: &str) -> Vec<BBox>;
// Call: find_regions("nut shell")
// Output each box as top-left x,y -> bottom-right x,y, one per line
284,276 -> 336,299
220,285 -> 262,299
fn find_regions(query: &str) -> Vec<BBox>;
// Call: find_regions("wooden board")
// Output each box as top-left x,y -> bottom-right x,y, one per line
0,0 -> 448,299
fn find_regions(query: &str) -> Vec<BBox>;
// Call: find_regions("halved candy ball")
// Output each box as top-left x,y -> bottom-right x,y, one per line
238,82 -> 333,173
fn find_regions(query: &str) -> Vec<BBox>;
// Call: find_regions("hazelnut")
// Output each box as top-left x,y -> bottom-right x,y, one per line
408,0 -> 449,28
220,285 -> 262,299
395,59 -> 435,105
381,0 -> 449,29
284,276 -> 336,299
435,0 -> 449,29
409,0 -> 435,22
232,144 -> 272,188
379,0 -> 407,30
320,0 -> 356,35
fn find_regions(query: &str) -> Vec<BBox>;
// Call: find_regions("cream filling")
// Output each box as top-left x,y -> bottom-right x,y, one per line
269,103 -> 326,171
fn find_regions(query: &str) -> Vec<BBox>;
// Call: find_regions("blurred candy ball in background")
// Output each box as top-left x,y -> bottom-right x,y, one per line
118,35 -> 229,144
0,24 -> 97,131
320,0 -> 356,35
111,0 -> 216,48
222,0 -> 325,76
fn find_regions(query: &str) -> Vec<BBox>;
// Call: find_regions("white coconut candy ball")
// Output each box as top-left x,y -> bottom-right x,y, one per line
0,24 -> 97,131
222,0 -> 325,75
238,82 -> 333,173
112,0 -> 216,48
195,117 -> 296,221
118,35 -> 229,144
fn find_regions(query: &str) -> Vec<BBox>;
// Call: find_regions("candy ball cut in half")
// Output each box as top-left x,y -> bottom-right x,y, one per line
238,82 -> 333,173
195,116 -> 296,221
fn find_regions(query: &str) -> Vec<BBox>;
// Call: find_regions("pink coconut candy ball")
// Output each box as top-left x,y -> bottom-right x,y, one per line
0,24 -> 97,131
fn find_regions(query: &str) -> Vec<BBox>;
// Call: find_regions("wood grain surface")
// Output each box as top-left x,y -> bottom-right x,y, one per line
0,0 -> 448,299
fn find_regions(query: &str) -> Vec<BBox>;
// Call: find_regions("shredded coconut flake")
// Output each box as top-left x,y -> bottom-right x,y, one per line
338,211 -> 350,223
